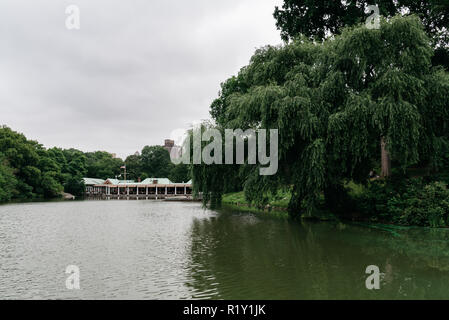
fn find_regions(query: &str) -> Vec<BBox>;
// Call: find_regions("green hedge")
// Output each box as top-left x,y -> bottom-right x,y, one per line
356,177 -> 449,227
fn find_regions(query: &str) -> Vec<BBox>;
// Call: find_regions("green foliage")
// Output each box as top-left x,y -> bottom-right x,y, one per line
190,124 -> 248,209
0,154 -> 17,202
62,148 -> 87,177
0,125 -> 64,200
222,189 -> 291,209
0,126 -> 105,201
64,176 -> 85,197
140,145 -> 174,178
273,1 -> 449,69
40,171 -> 63,198
169,163 -> 191,183
124,153 -> 142,180
85,151 -> 123,180
196,16 -> 448,219
123,146 -> 176,181
356,178 -> 449,227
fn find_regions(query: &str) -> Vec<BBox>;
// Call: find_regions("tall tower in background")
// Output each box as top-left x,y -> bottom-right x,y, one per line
163,139 -> 174,154
163,139 -> 181,160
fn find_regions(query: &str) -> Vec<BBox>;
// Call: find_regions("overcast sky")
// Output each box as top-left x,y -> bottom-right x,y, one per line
0,0 -> 283,159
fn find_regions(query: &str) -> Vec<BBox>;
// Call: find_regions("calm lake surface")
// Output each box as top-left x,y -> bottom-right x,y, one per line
1,200 -> 449,299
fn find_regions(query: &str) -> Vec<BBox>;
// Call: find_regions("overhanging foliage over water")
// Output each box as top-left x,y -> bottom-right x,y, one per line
192,16 -> 449,219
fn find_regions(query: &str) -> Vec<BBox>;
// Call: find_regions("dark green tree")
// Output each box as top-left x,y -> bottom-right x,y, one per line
0,154 -> 17,202
273,0 -> 449,69
124,153 -> 142,180
0,126 -> 48,198
62,148 -> 87,177
85,151 -> 123,179
140,145 -> 174,178
189,124 -> 256,208
64,176 -> 85,197
274,0 -> 448,42
169,163 -> 191,183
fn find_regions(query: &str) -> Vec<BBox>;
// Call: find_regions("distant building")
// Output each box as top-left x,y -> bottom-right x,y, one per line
163,139 -> 174,153
83,177 -> 193,198
83,178 -> 106,194
163,139 -> 181,160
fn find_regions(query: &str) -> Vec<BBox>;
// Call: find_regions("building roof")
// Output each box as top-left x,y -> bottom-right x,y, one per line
105,178 -> 135,185
104,178 -> 119,185
83,178 -> 106,185
90,177 -> 191,186
140,178 -> 173,185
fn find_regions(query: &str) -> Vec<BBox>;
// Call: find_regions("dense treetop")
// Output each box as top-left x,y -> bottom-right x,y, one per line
124,145 -> 190,183
274,0 -> 448,43
273,0 -> 449,69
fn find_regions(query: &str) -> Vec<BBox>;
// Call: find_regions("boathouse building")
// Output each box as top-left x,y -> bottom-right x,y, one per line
83,177 -> 193,199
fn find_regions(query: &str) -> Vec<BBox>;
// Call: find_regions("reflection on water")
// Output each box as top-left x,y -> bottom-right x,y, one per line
0,200 -> 449,299
187,208 -> 449,299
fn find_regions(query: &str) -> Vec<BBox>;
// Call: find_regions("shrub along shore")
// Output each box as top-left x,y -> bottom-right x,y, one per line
221,173 -> 449,228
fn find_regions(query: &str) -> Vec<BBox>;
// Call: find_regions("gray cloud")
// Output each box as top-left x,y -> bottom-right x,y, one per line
0,0 -> 282,158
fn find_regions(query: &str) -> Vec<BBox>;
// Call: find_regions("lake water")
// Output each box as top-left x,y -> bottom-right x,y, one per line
0,200 -> 449,299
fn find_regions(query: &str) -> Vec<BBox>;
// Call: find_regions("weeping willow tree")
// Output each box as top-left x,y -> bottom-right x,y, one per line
187,123 -> 248,209
195,15 -> 449,217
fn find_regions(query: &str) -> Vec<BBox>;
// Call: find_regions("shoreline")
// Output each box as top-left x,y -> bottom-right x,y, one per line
2,194 -> 448,231
221,197 -> 449,230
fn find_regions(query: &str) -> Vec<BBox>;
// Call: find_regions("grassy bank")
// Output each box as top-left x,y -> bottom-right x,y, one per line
221,191 -> 290,217
222,190 -> 290,209
221,190 -> 336,220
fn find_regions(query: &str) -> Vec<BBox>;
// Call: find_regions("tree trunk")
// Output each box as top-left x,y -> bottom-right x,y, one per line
380,137 -> 391,178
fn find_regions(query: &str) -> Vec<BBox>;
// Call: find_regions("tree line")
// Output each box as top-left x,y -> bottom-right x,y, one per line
0,126 -> 190,202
